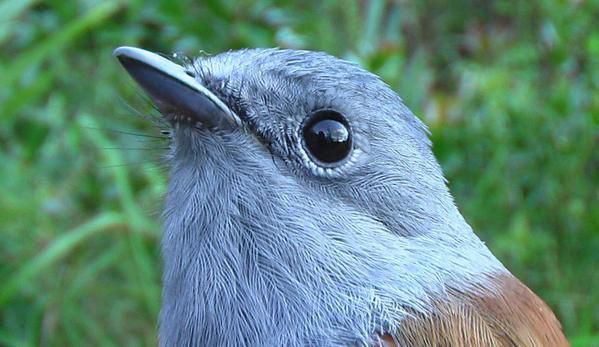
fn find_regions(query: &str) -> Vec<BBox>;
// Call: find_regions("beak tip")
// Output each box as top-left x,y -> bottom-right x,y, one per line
112,46 -> 151,64
112,46 -> 129,58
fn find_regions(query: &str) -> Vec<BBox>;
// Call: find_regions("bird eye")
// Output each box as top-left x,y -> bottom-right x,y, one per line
302,110 -> 352,165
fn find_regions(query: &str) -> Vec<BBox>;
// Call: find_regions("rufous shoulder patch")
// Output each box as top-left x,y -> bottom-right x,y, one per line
378,274 -> 568,347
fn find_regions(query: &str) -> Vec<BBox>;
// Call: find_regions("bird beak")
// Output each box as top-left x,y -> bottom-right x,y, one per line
113,46 -> 240,129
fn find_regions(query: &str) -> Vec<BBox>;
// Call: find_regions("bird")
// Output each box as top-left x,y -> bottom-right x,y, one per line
113,46 -> 569,347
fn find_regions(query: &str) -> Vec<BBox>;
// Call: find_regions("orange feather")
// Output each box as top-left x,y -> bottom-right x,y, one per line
378,274 -> 568,346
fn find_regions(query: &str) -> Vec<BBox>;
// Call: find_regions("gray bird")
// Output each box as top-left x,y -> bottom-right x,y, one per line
113,46 -> 568,346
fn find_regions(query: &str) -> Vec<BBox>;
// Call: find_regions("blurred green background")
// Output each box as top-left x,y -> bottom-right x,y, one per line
1,0 -> 597,346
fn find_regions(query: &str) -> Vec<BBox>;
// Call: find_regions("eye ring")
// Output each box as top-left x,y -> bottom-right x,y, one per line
301,109 -> 353,167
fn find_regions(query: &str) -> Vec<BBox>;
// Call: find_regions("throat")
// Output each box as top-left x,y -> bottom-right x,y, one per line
157,215 -> 510,346
158,216 -> 384,346
157,159 -> 528,346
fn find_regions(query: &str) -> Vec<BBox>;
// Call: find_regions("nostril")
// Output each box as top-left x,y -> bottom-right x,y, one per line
184,70 -> 195,78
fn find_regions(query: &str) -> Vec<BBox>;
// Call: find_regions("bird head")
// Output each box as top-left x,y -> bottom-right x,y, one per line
116,47 -> 468,237
114,47 -> 565,346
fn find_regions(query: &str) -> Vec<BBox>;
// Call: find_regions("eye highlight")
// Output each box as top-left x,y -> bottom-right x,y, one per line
302,110 -> 352,166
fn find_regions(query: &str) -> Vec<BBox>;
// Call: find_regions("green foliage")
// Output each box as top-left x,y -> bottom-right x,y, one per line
1,0 -> 597,345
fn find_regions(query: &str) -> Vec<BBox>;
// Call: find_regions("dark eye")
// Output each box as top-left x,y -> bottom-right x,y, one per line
302,110 -> 352,165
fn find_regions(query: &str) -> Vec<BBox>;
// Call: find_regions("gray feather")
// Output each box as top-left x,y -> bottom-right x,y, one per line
150,48 -> 506,346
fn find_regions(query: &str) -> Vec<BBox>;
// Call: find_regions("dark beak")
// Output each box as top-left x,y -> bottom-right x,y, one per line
113,46 -> 240,129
